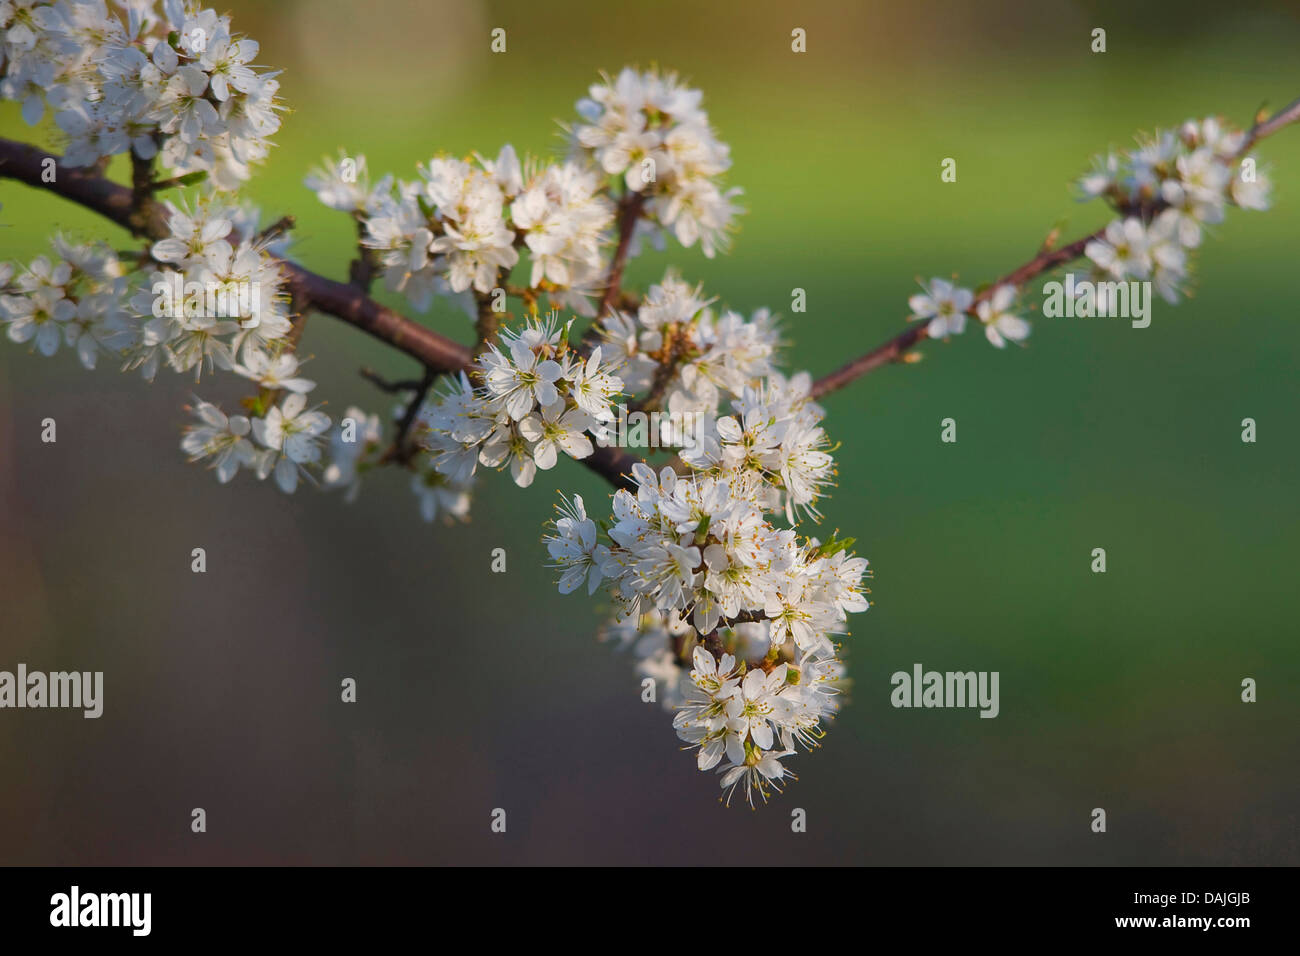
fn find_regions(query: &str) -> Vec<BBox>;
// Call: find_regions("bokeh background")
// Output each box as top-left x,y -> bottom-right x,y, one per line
1,0 -> 1297,865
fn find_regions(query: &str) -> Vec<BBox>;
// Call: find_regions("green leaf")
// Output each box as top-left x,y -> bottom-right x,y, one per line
816,535 -> 855,558
157,171 -> 207,192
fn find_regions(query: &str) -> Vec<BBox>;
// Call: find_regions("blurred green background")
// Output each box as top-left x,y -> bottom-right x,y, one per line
1,0 -> 1297,864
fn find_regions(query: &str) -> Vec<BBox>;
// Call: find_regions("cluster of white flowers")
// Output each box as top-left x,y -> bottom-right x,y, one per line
1,0 -> 281,189
681,374 -> 836,524
416,315 -> 624,490
0,236 -> 130,365
121,197 -> 294,384
521,261 -> 863,803
1077,117 -> 1270,303
182,393 -> 329,493
0,192 -> 470,525
550,476 -> 866,806
902,116 -> 1272,349
350,147 -> 614,315
302,149 -> 484,521
602,606 -> 847,806
572,67 -> 743,257
186,383 -> 475,521
907,276 -> 1031,349
0,197 -> 365,504
676,646 -> 847,807
595,272 -> 714,393
595,273 -> 829,521
326,69 -> 740,322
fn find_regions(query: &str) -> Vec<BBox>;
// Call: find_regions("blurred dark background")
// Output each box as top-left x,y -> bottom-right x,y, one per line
1,0 -> 1297,864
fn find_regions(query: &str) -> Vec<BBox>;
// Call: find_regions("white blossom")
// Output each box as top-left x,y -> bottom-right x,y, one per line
181,398 -> 254,483
909,277 -> 973,337
975,284 -> 1031,348
250,392 -> 331,493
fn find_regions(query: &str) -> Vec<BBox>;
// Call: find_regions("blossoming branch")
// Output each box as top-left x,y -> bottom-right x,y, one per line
2,0 -> 1297,807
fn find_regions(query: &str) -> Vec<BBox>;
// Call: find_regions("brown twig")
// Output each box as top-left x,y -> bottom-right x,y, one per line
360,368 -> 427,393
257,214 -> 295,245
595,189 -> 646,320
630,322 -> 690,413
808,319 -> 936,399
380,367 -> 437,466
1239,94 -> 1300,153
471,291 -> 501,362
810,97 -> 1300,400
347,215 -> 379,291
128,151 -> 155,235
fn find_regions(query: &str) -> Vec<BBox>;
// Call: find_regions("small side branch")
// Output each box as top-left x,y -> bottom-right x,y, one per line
360,368 -> 428,394
347,215 -> 379,291
381,368 -> 437,466
811,96 -> 1300,400
597,190 -> 646,320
